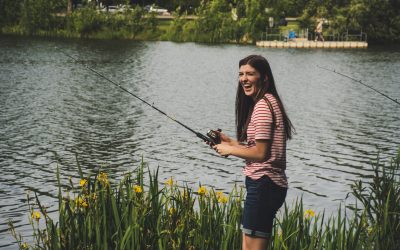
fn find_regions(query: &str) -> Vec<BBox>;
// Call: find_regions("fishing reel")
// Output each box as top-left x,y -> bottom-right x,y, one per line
206,129 -> 221,145
196,129 -> 221,147
207,129 -> 228,158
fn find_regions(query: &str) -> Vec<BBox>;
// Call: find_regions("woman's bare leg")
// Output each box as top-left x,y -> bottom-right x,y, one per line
242,233 -> 268,250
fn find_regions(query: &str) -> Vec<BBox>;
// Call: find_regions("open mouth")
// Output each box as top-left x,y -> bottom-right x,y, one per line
242,83 -> 252,91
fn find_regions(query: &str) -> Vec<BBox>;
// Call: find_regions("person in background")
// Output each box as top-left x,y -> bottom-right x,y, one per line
288,30 -> 296,41
212,55 -> 294,249
315,18 -> 325,41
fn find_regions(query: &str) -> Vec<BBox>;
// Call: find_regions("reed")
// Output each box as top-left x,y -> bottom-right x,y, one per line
270,148 -> 400,250
9,149 -> 399,249
9,160 -> 243,249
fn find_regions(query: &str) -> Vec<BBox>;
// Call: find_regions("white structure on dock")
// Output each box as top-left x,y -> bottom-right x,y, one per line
258,27 -> 368,49
256,39 -> 368,49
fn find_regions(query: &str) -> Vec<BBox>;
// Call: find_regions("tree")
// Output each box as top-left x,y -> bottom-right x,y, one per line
194,0 -> 236,42
243,0 -> 268,42
20,0 -> 56,34
68,0 -> 73,14
0,0 -> 22,28
347,0 -> 400,43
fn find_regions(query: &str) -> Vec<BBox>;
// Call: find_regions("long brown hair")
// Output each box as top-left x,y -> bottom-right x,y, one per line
235,55 -> 294,141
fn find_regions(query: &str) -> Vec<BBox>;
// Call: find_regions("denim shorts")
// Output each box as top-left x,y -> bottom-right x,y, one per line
241,175 -> 287,238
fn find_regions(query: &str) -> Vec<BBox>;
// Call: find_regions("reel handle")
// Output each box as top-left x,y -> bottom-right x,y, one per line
206,129 -> 222,145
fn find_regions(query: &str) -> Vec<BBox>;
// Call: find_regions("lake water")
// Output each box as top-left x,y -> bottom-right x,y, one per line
0,35 -> 399,248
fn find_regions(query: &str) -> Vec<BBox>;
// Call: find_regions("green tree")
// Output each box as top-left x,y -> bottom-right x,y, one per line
346,0 -> 400,43
243,0 -> 268,42
67,0 -> 73,14
19,0 -> 56,34
235,0 -> 246,19
127,5 -> 157,38
194,0 -> 235,43
266,0 -> 309,17
0,0 -> 22,28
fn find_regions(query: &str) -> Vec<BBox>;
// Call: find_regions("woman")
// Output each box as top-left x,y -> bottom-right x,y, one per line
213,55 -> 294,249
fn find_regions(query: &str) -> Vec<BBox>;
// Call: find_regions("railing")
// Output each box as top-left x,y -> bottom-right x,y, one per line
260,33 -> 286,41
342,31 -> 367,42
308,30 -> 367,42
261,29 -> 308,41
261,29 -> 367,42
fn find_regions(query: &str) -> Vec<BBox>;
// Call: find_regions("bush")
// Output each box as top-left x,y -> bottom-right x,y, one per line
68,8 -> 104,38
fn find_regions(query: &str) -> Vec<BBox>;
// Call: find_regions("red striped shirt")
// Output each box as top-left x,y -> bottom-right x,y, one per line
242,93 -> 288,188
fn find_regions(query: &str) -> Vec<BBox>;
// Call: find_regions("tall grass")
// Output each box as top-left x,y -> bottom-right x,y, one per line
9,149 -> 400,249
269,149 -> 400,250
9,160 -> 243,249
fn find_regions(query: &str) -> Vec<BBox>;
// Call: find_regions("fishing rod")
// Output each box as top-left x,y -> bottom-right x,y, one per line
59,50 -> 221,146
317,65 -> 400,106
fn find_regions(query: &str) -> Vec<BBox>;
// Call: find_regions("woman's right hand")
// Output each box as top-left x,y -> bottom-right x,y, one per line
215,130 -> 231,145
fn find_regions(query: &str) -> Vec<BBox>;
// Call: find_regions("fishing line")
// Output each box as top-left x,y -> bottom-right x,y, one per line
317,65 -> 400,106
59,50 -> 220,145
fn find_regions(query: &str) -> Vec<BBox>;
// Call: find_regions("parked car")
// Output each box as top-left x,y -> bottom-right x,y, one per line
100,5 -> 122,13
145,5 -> 170,15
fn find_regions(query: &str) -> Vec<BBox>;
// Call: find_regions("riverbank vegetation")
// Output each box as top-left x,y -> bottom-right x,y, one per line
1,0 -> 399,44
8,149 -> 400,249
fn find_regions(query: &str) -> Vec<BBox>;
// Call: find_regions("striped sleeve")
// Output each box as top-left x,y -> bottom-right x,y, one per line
252,99 -> 273,140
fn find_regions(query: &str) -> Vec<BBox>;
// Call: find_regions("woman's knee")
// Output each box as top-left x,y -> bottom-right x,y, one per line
242,233 -> 268,250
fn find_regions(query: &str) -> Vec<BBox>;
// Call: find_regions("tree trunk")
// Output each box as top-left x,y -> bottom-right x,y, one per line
67,0 -> 73,14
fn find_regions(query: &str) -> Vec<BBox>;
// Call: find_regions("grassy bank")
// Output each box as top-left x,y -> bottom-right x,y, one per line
8,149 -> 400,249
0,1 -> 274,44
2,0 -> 400,44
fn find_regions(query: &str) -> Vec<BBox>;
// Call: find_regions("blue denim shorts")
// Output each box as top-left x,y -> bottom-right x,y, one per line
241,175 -> 287,238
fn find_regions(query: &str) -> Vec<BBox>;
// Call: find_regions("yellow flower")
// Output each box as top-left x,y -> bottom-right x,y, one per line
133,185 -> 143,193
218,196 -> 228,203
197,186 -> 207,196
91,193 -> 97,201
216,191 -> 228,203
76,197 -> 88,208
165,177 -> 174,187
22,242 -> 29,250
31,211 -> 40,221
97,172 -> 109,186
169,207 -> 176,216
304,209 -> 315,219
79,179 -> 88,187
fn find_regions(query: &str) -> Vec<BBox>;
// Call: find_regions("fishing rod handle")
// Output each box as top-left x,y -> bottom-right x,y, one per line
196,132 -> 216,146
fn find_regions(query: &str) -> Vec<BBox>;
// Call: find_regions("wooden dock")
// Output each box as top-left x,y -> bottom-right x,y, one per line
256,39 -> 368,49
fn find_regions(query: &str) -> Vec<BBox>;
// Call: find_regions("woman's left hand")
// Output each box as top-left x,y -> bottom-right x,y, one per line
213,144 -> 233,157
